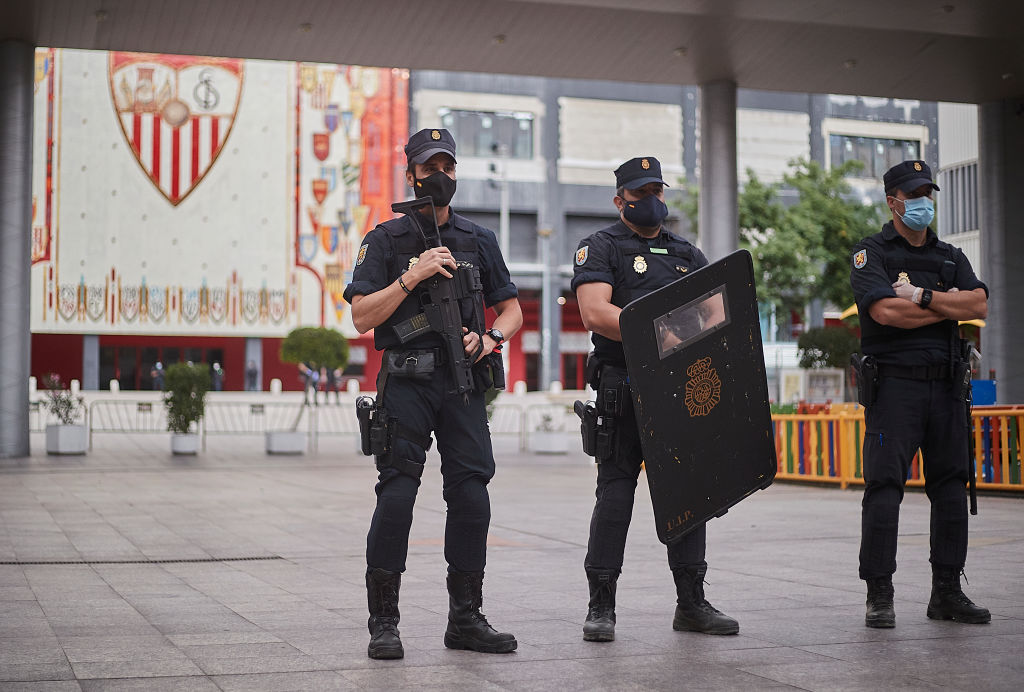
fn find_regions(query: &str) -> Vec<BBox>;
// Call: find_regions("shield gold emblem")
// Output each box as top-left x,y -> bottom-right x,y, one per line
312,179 -> 329,204
313,133 -> 330,162
109,52 -> 244,206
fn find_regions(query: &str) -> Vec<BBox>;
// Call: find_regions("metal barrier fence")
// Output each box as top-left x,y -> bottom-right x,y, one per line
773,408 -> 1024,492
81,397 -> 559,453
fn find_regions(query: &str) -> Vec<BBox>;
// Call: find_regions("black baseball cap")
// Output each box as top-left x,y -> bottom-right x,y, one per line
405,128 -> 457,165
883,160 -> 940,195
614,156 -> 669,190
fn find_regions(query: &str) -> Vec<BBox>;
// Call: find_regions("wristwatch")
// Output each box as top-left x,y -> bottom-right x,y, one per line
485,328 -> 505,344
919,288 -> 933,309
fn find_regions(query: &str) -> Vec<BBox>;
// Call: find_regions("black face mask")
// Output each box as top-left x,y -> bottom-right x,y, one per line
413,171 -> 457,208
621,195 -> 669,228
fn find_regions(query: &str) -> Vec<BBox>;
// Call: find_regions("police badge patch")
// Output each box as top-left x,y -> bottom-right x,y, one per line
853,249 -> 867,269
356,244 -> 368,266
575,246 -> 589,266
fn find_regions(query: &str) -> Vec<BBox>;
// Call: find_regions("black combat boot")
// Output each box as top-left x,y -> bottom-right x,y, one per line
671,565 -> 739,635
865,576 -> 895,628
927,567 -> 991,624
366,568 -> 404,659
583,569 -> 617,642
443,570 -> 517,653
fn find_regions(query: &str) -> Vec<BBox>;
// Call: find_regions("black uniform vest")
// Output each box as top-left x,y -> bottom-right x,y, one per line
373,215 -> 483,351
858,230 -> 959,363
593,231 -> 700,366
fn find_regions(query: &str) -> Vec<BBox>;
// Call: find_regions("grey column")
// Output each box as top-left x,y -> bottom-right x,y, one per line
698,80 -> 738,261
0,41 -> 34,458
82,335 -> 99,390
539,81 -> 563,390
979,98 -> 1024,403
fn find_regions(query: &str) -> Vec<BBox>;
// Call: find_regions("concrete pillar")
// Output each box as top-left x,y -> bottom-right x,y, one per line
698,80 -> 739,262
539,81 -> 563,390
0,41 -> 34,458
979,97 -> 1024,403
82,335 -> 99,391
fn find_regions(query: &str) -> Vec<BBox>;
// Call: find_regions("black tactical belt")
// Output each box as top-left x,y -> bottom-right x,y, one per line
877,363 -> 952,381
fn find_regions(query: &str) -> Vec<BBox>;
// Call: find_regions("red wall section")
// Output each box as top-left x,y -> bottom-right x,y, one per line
31,333 -> 83,384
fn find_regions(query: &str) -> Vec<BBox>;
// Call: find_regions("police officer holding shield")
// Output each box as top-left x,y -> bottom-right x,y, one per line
571,156 -> 737,642
850,160 -> 990,628
344,128 -> 523,658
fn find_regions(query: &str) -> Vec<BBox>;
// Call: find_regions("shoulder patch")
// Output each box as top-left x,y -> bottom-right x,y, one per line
575,245 -> 589,266
356,244 -> 368,266
853,249 -> 867,269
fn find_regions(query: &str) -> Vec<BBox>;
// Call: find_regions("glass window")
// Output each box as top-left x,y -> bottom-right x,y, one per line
654,287 -> 730,360
829,134 -> 922,179
438,108 -> 534,159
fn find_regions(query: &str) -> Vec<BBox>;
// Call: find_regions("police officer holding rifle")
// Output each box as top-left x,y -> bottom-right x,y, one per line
344,128 -> 523,659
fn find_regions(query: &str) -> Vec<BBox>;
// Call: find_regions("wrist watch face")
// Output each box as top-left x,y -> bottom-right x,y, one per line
488,328 -> 504,342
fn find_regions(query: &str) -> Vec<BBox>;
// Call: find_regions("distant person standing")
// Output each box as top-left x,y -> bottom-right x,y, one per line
211,363 -> 225,391
245,360 -> 259,391
325,366 -> 341,404
151,362 -> 165,391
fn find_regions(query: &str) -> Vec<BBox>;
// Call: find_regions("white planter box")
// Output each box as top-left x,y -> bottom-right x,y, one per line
45,424 -> 87,455
266,431 -> 306,455
530,430 -> 569,455
171,433 -> 200,455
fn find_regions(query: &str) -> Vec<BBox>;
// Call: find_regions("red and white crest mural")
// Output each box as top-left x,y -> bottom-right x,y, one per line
109,52 -> 244,206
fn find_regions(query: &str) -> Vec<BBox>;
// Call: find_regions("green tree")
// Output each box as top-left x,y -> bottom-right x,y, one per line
163,363 -> 210,434
279,326 -> 350,371
797,326 -> 861,370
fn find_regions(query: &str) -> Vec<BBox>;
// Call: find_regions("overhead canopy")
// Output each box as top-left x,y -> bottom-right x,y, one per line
3,0 -> 1023,103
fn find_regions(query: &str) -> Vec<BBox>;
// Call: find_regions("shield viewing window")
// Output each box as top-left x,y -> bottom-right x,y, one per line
654,286 -> 730,360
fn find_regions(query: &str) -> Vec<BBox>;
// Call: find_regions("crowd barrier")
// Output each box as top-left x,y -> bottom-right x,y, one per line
773,407 -> 1024,492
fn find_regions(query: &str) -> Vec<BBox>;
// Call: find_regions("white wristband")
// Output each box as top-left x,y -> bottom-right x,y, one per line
912,287 -> 923,304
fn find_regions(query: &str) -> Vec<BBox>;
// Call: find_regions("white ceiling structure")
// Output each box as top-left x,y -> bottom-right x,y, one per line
3,0 -> 1023,103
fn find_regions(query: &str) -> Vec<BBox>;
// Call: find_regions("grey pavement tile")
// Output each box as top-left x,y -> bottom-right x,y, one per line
0,662 -> 75,683
0,682 -> 82,691
178,642 -> 304,660
211,671 -> 358,692
77,677 -> 220,692
0,587 -> 37,601
739,660 -> 943,692
165,631 -> 283,647
69,659 -> 204,680
189,654 -> 330,676
339,664 -> 497,689
58,635 -> 185,663
0,638 -> 66,665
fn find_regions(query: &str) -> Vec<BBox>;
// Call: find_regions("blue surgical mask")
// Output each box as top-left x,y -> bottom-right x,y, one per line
894,196 -> 934,231
621,195 -> 669,228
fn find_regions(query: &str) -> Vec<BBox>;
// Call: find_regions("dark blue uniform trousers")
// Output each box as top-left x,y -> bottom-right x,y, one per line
366,367 -> 495,574
860,375 -> 970,580
586,368 -> 706,573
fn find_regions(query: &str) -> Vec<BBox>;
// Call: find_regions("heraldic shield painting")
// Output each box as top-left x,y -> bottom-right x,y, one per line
109,52 -> 243,206
619,250 -> 777,545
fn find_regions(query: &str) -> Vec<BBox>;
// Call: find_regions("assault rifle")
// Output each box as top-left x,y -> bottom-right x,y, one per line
390,197 -> 483,398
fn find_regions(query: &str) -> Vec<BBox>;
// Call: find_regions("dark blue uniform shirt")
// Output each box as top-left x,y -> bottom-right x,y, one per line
850,221 -> 987,366
343,212 -> 517,351
571,220 -> 708,366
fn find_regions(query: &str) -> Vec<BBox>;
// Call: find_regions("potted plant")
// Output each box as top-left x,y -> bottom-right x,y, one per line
42,373 -> 87,455
276,327 -> 349,454
530,406 -> 570,455
163,363 -> 210,455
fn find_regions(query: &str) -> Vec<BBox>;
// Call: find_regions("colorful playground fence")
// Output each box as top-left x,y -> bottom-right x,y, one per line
772,407 -> 1024,491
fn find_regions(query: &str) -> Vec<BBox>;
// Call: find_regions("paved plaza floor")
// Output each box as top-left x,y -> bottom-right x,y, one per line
1,428 -> 1022,691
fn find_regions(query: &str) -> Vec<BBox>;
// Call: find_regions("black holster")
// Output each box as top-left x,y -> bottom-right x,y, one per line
473,352 -> 505,392
355,394 -> 393,457
574,400 -> 598,457
576,357 -> 627,463
851,353 -> 878,407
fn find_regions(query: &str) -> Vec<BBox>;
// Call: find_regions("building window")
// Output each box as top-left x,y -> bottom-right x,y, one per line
937,162 -> 979,236
829,134 -> 920,179
439,108 -> 534,159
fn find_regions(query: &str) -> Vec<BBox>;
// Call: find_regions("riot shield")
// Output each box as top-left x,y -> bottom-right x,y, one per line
619,249 -> 776,545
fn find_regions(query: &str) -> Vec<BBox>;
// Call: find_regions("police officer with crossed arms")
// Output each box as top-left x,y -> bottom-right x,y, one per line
344,128 -> 523,659
571,156 -> 736,642
850,160 -> 989,629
